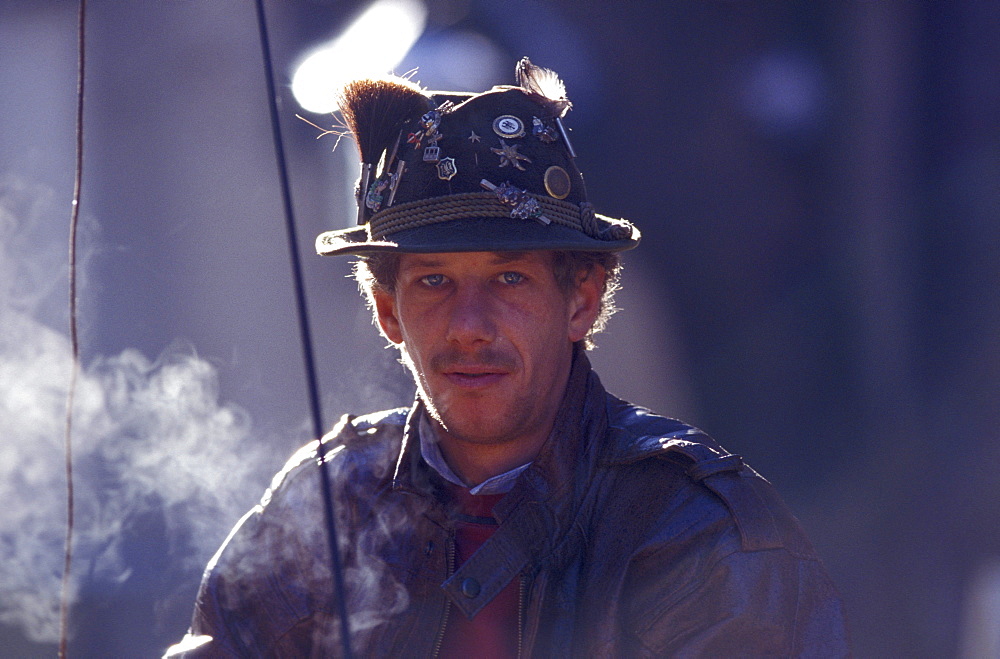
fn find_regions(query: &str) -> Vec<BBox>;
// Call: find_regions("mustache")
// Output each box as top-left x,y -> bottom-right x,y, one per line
429,347 -> 517,373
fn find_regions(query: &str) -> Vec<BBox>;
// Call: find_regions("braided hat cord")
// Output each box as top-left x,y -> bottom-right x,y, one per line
369,192 -> 631,241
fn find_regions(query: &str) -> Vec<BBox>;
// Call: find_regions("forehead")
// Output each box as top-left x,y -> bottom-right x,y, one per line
398,250 -> 553,270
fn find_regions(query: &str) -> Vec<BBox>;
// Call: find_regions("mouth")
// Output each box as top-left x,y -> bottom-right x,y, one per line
431,349 -> 517,391
441,366 -> 509,389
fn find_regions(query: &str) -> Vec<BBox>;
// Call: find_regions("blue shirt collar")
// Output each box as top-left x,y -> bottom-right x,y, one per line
418,413 -> 531,495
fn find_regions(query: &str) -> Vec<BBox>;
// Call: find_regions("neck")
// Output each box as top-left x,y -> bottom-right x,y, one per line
433,422 -> 552,487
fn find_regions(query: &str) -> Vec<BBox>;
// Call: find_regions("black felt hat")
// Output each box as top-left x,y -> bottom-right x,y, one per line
315,58 -> 639,257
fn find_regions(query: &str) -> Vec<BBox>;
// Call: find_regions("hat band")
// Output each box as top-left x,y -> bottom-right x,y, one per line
368,192 -> 633,242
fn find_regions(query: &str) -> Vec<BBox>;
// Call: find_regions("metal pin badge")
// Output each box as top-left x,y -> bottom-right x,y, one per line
422,130 -> 442,162
532,116 -> 559,143
543,166 -> 571,199
421,109 -> 442,133
491,140 -> 532,171
365,176 -> 389,212
480,179 -> 550,225
386,160 -> 406,207
436,157 -> 457,181
409,109 -> 443,152
492,115 -> 525,139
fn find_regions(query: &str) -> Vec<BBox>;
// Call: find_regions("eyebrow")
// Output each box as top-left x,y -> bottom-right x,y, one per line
404,257 -> 444,269
403,251 -> 532,270
490,251 -> 528,264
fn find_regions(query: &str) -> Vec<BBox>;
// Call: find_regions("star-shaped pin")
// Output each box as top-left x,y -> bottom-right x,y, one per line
491,140 -> 532,171
468,131 -> 481,143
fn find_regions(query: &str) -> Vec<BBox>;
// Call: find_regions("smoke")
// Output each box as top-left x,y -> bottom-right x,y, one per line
0,176 -> 273,644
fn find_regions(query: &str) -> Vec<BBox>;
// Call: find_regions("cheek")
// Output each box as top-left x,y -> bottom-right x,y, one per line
396,308 -> 442,368
396,306 -> 432,345
515,304 -> 573,355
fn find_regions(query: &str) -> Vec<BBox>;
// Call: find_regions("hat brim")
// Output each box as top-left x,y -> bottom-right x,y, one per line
316,216 -> 640,257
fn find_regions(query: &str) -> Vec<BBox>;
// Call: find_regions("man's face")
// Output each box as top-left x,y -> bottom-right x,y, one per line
373,251 -> 601,449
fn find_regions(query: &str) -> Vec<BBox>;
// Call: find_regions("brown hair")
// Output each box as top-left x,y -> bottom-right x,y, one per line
354,250 -> 622,349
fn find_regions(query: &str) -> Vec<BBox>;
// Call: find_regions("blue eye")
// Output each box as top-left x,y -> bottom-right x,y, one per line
501,272 -> 524,285
421,274 -> 446,287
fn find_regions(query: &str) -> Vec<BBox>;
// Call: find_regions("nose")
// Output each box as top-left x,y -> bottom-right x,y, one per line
444,283 -> 495,347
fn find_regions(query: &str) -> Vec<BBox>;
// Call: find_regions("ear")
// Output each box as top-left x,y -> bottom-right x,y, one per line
567,264 -> 604,343
372,288 -> 404,345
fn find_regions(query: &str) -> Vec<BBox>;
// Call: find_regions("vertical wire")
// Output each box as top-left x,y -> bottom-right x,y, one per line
251,2 -> 353,656
60,0 -> 87,655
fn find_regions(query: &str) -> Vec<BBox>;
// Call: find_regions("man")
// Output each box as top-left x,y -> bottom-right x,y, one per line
168,59 -> 848,656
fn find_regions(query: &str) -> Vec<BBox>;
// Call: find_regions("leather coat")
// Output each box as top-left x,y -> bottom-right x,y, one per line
170,350 -> 849,657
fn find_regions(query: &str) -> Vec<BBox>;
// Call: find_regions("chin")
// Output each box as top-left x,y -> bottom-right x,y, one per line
442,421 -> 509,445
436,410 -> 518,446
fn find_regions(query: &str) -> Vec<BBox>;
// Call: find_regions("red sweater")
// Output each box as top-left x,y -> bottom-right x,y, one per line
437,485 -> 520,658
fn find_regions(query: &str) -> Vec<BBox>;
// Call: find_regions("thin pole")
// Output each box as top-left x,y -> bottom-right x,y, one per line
251,2 -> 354,656
60,0 -> 87,655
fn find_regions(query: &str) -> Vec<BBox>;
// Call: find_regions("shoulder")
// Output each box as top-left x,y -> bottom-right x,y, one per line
212,406 -> 411,547
601,394 -> 735,468
264,407 -> 410,502
206,407 -> 411,569
188,408 -> 413,652
594,396 -> 848,654
597,394 -> 818,559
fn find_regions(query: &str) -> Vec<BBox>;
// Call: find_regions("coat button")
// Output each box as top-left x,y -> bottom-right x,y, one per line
461,577 -> 481,598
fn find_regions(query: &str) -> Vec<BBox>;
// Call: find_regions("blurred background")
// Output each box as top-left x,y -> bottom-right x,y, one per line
1,0 -> 997,656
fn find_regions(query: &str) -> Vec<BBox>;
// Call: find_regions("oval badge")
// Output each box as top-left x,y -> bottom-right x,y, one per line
544,165 -> 571,199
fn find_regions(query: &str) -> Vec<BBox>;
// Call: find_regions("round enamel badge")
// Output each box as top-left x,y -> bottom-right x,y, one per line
492,115 -> 525,139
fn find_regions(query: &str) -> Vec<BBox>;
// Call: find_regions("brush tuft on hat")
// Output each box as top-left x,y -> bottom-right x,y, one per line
336,77 -> 432,170
515,57 -> 572,118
